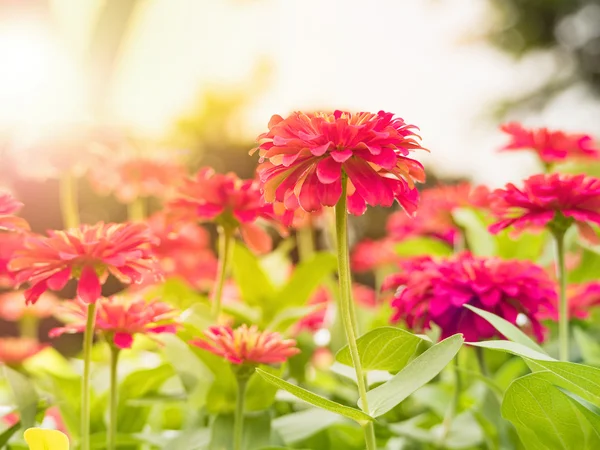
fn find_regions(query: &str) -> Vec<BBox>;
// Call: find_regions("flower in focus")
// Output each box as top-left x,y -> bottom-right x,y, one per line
190,324 -> 300,365
0,291 -> 58,321
500,122 -> 599,164
24,427 -> 69,450
10,222 -> 158,304
0,232 -> 26,287
0,337 -> 46,365
252,111 -> 427,216
351,238 -> 399,273
0,192 -> 29,231
168,167 -> 276,253
488,173 -> 600,242
386,252 -> 557,342
50,295 -> 178,349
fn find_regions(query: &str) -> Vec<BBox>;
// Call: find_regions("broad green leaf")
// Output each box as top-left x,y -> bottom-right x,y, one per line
452,208 -> 496,256
502,373 -> 600,449
464,304 -> 546,354
272,409 -> 342,445
3,366 -> 38,429
148,277 -> 208,310
232,242 -> 275,306
468,340 -> 555,361
24,428 -> 69,450
574,327 -> 600,366
394,237 -> 452,257
557,388 -> 600,439
364,334 -> 463,417
255,369 -> 373,424
336,326 -> 426,372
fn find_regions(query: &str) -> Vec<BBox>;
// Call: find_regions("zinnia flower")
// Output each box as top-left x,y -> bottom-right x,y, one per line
252,111 -> 427,216
386,252 -> 557,342
0,192 -> 29,231
500,122 -> 599,164
540,282 -> 600,322
351,238 -> 399,272
168,167 -> 275,253
9,222 -> 158,304
0,232 -> 25,287
0,291 -> 58,321
0,337 -> 46,365
190,324 -> 300,365
49,295 -> 178,349
488,173 -> 600,242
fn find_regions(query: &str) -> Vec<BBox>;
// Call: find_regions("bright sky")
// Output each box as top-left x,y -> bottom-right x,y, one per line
16,0 -> 600,186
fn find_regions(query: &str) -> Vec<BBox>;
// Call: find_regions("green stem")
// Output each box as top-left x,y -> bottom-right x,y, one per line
233,376 -> 248,450
81,303 -> 97,450
440,356 -> 462,444
211,226 -> 234,319
19,315 -> 38,339
296,226 -> 315,262
335,173 -> 376,450
475,347 -> 488,377
59,172 -> 80,229
108,345 -> 120,450
127,197 -> 147,222
553,230 -> 569,361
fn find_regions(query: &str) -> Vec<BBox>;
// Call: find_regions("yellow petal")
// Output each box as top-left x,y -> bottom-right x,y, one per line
24,428 -> 69,450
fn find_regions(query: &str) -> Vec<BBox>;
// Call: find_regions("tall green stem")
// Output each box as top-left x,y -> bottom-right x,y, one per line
81,303 -> 97,450
211,226 -> 234,319
296,226 -> 315,262
475,347 -> 488,377
127,198 -> 147,222
108,346 -> 120,450
233,376 -> 248,450
335,173 -> 376,450
553,230 -> 569,361
59,172 -> 80,229
19,315 -> 38,339
440,356 -> 462,445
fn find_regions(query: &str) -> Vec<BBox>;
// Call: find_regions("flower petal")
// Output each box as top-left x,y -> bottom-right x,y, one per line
77,266 -> 102,304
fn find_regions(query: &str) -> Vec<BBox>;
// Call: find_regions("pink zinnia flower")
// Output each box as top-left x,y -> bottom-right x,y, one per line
0,337 -> 46,365
0,232 -> 26,287
386,252 -> 557,342
252,111 -> 427,216
0,291 -> 58,321
540,282 -> 600,322
351,238 -> 399,272
0,192 -> 29,232
190,324 -> 300,365
9,222 -> 158,304
488,174 -> 600,242
50,295 -> 178,349
168,167 -> 275,254
500,122 -> 599,163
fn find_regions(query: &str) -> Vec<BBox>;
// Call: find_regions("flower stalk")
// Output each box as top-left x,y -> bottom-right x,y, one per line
335,173 -> 376,450
211,226 -> 234,319
127,198 -> 147,222
232,367 -> 253,450
81,303 -> 97,450
108,345 -> 120,450
552,229 -> 569,361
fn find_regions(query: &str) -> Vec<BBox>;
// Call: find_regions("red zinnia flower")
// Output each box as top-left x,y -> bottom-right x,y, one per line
0,291 -> 58,321
252,111 -> 427,216
0,192 -> 29,232
50,295 -> 178,349
0,337 -> 46,365
9,222 -> 158,304
190,324 -> 300,365
386,252 -> 557,342
488,173 -> 600,242
169,167 -> 275,254
500,122 -> 599,164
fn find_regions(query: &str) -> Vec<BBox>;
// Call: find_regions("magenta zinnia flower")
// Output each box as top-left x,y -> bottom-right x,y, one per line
386,252 -> 557,342
500,122 -> 599,164
488,173 -> 600,242
9,222 -> 158,304
0,192 -> 29,232
50,295 -> 178,349
252,111 -> 427,216
190,324 -> 300,365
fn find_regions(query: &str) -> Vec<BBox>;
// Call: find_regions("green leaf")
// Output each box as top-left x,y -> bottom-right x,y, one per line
568,248 -> 600,284
148,277 -> 209,310
210,411 -> 272,450
557,389 -> 600,444
574,327 -> 600,366
468,340 -> 555,361
452,208 -> 496,256
335,326 -> 426,372
394,237 -> 452,257
255,369 -> 373,424
232,242 -> 276,306
266,305 -> 323,334
496,229 -> 548,261
502,372 -> 600,449
272,408 -> 342,445
463,304 -> 547,354
364,334 -> 463,417
3,366 -> 39,429
0,421 -> 21,447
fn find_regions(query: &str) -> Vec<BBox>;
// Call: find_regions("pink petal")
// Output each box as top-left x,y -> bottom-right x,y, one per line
330,149 -> 353,163
114,332 -> 134,349
77,266 -> 102,304
317,179 -> 342,206
347,191 -> 367,216
46,267 -> 72,291
316,157 -> 342,184
239,223 -> 272,254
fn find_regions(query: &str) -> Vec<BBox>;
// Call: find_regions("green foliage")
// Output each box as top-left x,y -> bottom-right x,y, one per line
3,366 -> 39,430
394,237 -> 452,257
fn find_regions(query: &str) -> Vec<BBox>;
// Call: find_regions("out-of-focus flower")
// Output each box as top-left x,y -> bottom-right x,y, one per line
146,213 -> 217,291
168,167 -> 275,253
49,295 -> 178,349
24,427 -> 69,450
0,337 -> 46,365
386,252 -> 557,342
89,156 -> 186,204
0,192 -> 29,232
4,408 -> 68,436
387,183 -> 489,245
488,174 -> 600,242
540,282 -> 600,322
252,111 -> 426,216
10,222 -> 158,304
500,122 -> 599,164
0,291 -> 58,321
351,238 -> 399,272
0,232 -> 25,287
190,324 -> 300,365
